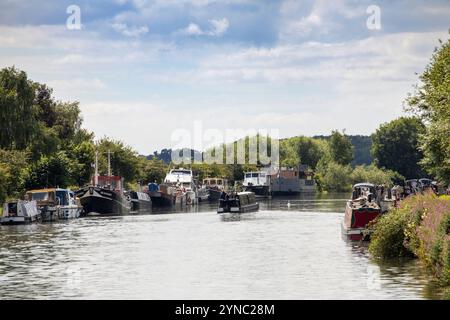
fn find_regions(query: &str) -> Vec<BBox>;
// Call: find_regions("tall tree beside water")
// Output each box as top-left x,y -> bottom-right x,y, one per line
371,117 -> 426,179
0,67 -> 37,150
329,130 -> 354,165
406,36 -> 450,183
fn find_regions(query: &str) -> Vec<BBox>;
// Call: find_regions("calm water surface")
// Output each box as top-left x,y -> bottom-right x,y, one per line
0,193 -> 439,299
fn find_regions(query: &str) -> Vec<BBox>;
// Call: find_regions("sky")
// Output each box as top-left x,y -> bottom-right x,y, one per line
0,0 -> 449,154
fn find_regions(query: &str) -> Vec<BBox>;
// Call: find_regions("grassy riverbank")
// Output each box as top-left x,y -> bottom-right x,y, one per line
369,192 -> 450,299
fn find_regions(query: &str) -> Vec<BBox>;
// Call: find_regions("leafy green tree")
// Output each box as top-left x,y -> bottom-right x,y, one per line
24,151 -> 74,189
52,101 -> 82,141
350,164 -> 404,187
406,36 -> 450,183
34,83 -> 57,128
0,164 -> 9,204
329,130 -> 354,165
70,141 -> 95,186
280,139 -> 299,167
371,117 -> 426,179
0,149 -> 29,202
141,158 -> 168,184
316,161 -> 352,192
0,67 -> 37,150
279,136 -> 326,169
97,138 -> 140,183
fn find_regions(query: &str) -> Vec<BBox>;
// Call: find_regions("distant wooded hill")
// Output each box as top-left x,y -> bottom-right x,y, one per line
147,135 -> 373,167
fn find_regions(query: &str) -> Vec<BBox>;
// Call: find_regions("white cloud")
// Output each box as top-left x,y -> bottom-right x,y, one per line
209,18 -> 229,36
112,22 -> 149,37
183,23 -> 204,36
177,18 -> 229,37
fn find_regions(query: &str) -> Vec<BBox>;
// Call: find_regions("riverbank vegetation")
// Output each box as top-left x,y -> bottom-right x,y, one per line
369,192 -> 450,297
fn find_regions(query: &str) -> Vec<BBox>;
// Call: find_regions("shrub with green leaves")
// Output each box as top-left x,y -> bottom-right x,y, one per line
369,192 -> 450,287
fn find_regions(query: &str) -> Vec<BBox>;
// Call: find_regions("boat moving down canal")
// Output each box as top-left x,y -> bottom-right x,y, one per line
217,191 -> 259,215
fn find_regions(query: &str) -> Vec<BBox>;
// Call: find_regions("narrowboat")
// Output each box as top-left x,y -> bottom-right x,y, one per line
0,200 -> 40,225
217,191 -> 259,214
342,183 -> 382,241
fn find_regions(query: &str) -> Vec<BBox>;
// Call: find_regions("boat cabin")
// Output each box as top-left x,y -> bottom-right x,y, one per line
203,178 -> 228,189
26,188 -> 77,207
351,183 -> 377,202
94,175 -> 124,191
243,172 -> 270,187
165,168 -> 193,186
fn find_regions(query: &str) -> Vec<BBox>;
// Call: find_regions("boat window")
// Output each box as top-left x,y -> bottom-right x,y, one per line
210,179 -> 216,185
30,192 -> 51,202
217,180 -> 222,185
251,173 -> 259,178
7,203 -> 18,214
260,173 -> 266,178
172,170 -> 191,175
56,191 -> 69,206
245,173 -> 252,178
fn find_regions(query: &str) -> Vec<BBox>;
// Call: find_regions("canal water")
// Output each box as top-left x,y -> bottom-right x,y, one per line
0,194 -> 440,299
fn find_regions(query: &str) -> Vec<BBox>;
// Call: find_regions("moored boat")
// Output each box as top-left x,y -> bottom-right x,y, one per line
196,185 -> 209,202
127,191 -> 152,213
243,172 -> 271,197
217,191 -> 259,215
26,188 -> 82,221
203,178 -> 228,201
162,168 -> 198,206
76,176 -> 132,216
1,200 -> 40,225
342,183 -> 382,241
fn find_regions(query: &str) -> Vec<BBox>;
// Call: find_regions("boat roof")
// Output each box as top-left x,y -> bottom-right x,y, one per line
237,191 -> 256,196
353,183 -> 375,188
27,188 -> 70,193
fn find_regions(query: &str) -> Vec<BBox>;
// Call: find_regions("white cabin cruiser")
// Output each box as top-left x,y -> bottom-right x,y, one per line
164,168 -> 198,205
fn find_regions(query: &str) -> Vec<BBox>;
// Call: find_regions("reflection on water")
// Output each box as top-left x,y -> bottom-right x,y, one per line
0,193 -> 439,299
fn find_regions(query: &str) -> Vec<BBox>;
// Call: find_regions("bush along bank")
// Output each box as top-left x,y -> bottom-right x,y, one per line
369,192 -> 450,298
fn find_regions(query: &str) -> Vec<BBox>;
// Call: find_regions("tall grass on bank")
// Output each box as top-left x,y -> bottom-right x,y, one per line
369,192 -> 450,288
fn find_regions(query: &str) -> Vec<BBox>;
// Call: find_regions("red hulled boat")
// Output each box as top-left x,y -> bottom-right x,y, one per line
342,183 -> 382,241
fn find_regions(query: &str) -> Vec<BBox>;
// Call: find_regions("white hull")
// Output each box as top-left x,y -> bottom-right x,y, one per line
58,206 -> 82,219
